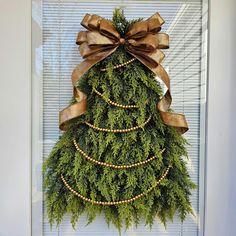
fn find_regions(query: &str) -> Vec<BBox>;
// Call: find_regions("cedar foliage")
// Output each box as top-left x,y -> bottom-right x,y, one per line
43,8 -> 196,232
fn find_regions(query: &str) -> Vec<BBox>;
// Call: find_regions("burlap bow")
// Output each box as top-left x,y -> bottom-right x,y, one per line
59,12 -> 188,134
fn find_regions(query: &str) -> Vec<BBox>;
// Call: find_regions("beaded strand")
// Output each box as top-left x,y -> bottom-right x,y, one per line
93,88 -> 139,109
100,58 -> 136,71
61,165 -> 171,205
73,139 -> 165,169
84,115 -> 152,133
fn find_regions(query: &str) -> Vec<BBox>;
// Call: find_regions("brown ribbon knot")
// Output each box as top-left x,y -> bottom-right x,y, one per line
59,12 -> 188,134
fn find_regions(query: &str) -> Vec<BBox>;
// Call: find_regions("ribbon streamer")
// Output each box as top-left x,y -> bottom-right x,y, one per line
59,12 -> 188,134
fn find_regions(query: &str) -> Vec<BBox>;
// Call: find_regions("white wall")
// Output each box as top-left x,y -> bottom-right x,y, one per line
0,0 -> 236,235
205,0 -> 236,235
0,0 -> 31,235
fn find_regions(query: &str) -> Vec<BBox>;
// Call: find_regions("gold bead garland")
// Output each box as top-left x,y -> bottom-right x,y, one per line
100,58 -> 136,71
73,139 -> 165,169
61,165 -> 171,205
93,87 -> 139,109
84,115 -> 152,133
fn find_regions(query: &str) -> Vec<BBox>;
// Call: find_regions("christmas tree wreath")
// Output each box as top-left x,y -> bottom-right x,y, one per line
43,8 -> 196,231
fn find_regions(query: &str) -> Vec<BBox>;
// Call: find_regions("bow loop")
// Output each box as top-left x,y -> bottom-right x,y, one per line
127,34 -> 159,52
126,21 -> 148,39
86,31 -> 115,46
126,12 -> 165,39
76,31 -> 88,45
79,42 -> 97,58
147,12 -> 165,33
156,33 -> 169,49
99,19 -> 120,40
81,14 -> 102,30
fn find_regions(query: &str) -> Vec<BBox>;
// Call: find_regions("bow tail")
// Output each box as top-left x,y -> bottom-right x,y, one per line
129,51 -> 188,134
154,72 -> 188,134
155,66 -> 188,134
59,48 -> 117,130
158,104 -> 189,134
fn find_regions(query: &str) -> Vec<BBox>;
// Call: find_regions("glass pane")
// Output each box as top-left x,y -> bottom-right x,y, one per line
32,0 -> 208,235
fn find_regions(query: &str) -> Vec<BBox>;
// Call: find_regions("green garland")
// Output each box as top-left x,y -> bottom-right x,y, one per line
43,8 -> 196,232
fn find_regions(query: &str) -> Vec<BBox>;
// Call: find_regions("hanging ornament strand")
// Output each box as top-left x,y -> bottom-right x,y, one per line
61,165 -> 171,206
84,115 -> 152,133
73,139 -> 165,169
93,87 -> 139,109
100,58 -> 136,71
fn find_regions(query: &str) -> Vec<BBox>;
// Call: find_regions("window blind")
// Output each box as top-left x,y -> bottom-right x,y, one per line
37,0 -> 207,235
